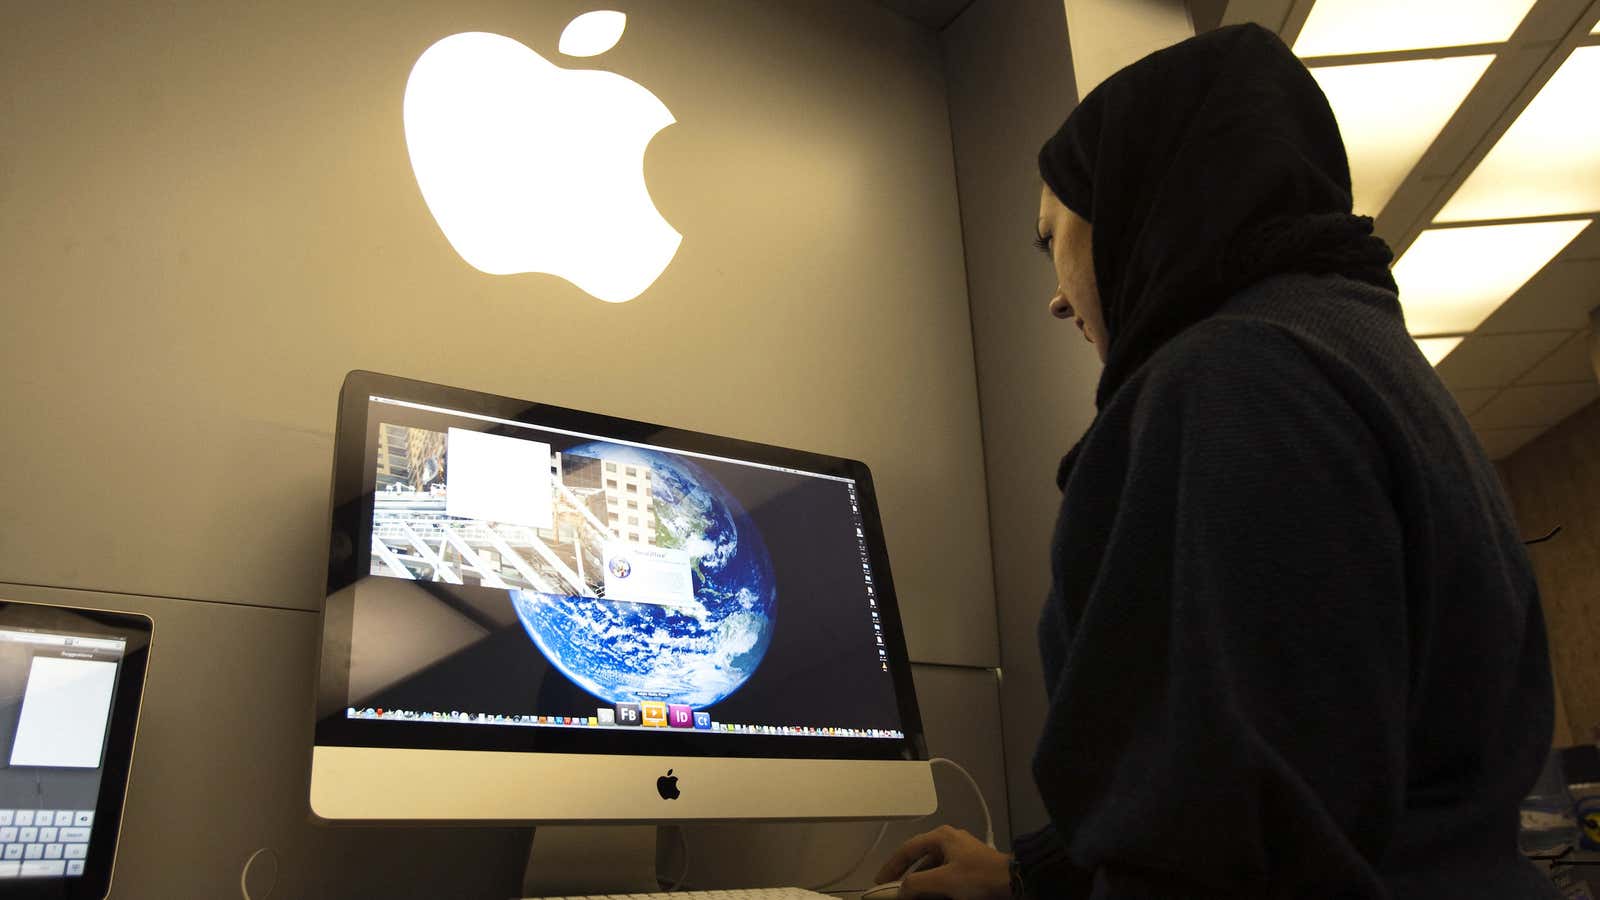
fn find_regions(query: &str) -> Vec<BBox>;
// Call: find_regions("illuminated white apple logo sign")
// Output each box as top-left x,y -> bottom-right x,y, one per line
403,12 -> 681,303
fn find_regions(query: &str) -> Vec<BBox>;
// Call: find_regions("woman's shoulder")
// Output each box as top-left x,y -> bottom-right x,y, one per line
1132,273 -> 1414,406
1108,310 -> 1386,461
1133,314 -> 1324,399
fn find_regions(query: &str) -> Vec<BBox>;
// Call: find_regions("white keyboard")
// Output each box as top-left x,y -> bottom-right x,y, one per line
537,883 -> 838,890
0,808 -> 94,879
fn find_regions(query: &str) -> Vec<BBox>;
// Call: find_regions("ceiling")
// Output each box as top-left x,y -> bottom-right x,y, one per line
874,0 -> 978,31
878,0 -> 1599,460
1210,0 -> 1600,460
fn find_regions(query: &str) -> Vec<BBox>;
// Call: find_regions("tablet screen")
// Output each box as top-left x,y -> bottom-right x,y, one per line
0,603 -> 149,897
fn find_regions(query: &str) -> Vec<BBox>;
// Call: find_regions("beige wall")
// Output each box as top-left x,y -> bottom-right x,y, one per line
1063,0 -> 1196,95
939,0 -> 1085,838
0,0 -> 997,668
1499,400 -> 1600,750
939,0 -> 1195,839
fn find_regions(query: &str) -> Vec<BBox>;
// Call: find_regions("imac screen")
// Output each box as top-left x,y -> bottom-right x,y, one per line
325,384 -> 916,759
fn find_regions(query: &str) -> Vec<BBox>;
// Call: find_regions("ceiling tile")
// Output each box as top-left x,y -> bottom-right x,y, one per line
1408,44 -> 1551,181
1474,426 -> 1546,460
1517,332 -> 1597,385
1559,220 -> 1600,259
1434,331 -> 1571,390
1393,220 -> 1589,335
1476,258 -> 1600,333
1516,2 -> 1600,43
1416,335 -> 1463,365
1448,387 -> 1501,416
874,0 -> 974,30
1437,47 -> 1600,222
1309,56 -> 1492,217
1469,382 -> 1599,429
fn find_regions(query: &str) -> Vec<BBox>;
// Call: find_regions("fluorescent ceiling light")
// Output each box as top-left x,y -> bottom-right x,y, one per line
1310,56 -> 1492,216
1394,220 -> 1589,334
1414,336 -> 1463,366
1294,0 -> 1536,57
1438,46 -> 1600,222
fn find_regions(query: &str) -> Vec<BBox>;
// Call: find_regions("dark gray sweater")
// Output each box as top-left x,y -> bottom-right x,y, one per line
1012,273 -> 1559,899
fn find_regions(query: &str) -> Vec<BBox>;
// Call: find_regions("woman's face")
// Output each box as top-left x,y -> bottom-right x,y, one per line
1037,184 -> 1107,363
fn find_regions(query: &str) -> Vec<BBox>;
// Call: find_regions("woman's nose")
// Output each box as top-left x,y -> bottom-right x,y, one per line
1049,292 -> 1074,319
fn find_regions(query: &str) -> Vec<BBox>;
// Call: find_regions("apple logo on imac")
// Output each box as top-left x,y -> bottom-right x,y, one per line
657,769 -> 681,800
403,11 -> 682,303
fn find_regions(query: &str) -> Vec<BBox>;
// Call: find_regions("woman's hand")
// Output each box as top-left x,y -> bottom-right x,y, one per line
875,825 -> 1012,900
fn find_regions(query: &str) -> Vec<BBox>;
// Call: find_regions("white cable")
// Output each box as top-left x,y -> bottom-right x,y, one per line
930,756 -> 994,849
809,755 -> 994,891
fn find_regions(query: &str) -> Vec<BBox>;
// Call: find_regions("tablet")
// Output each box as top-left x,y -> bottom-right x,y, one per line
0,601 -> 150,899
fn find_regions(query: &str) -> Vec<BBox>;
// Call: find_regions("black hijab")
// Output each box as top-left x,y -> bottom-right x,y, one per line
1039,23 -> 1397,436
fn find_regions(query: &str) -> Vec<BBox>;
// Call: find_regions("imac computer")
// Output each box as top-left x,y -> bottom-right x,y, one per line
310,371 -> 936,891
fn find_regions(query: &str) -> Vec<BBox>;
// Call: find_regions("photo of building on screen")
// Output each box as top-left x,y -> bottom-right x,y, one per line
368,424 -> 681,608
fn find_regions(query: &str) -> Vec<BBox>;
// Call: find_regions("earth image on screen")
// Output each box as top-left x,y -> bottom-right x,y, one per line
510,441 -> 777,708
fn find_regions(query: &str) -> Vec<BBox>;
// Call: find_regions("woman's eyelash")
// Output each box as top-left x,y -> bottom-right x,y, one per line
1033,234 -> 1052,253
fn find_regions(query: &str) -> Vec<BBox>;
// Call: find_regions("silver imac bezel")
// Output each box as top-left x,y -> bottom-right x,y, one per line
310,747 -> 934,822
311,370 -> 934,823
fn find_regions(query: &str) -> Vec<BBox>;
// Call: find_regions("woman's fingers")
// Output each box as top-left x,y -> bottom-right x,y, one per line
888,826 -> 1012,900
874,829 -> 947,883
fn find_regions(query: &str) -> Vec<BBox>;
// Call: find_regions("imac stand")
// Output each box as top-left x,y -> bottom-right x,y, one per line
521,824 -> 663,896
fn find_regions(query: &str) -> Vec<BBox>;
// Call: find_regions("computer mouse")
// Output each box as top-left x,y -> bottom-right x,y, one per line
861,851 -> 933,899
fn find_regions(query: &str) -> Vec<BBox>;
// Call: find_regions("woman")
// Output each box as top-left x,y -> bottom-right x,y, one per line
876,23 -> 1559,900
